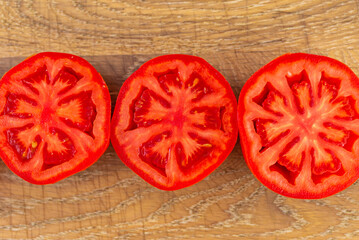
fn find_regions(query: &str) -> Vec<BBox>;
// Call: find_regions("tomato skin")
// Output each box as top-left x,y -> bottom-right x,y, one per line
111,54 -> 238,190
0,52 -> 111,184
238,53 -> 359,199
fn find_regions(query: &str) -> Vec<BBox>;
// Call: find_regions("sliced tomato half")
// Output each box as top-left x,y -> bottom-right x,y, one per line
111,55 -> 237,190
0,52 -> 111,184
238,53 -> 359,198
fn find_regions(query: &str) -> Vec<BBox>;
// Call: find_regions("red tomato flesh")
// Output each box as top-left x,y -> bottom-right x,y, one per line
238,53 -> 359,198
0,52 -> 111,184
111,55 -> 238,190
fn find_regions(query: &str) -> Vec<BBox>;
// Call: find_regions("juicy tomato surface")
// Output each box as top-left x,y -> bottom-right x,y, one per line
0,52 -> 111,184
111,55 -> 237,190
238,53 -> 359,199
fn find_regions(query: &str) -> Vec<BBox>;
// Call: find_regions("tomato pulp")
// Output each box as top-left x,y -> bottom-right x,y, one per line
238,53 -> 359,198
111,55 -> 238,190
0,52 -> 111,184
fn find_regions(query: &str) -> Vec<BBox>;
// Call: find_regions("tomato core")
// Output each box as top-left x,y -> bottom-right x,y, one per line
41,105 -> 54,124
172,109 -> 186,129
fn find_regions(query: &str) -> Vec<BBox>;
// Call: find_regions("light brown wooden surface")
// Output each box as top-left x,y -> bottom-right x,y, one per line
0,1 -> 359,239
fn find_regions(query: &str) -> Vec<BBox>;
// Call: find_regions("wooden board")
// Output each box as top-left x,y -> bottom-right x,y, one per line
0,52 -> 359,240
1,0 -> 359,58
1,0 -> 359,239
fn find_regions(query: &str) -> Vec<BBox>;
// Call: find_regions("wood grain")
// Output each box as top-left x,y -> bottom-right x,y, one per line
0,0 -> 359,239
0,0 -> 359,57
0,52 -> 359,240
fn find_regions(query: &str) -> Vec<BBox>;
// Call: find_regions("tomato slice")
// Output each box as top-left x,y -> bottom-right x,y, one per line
0,52 -> 111,184
111,55 -> 237,190
238,53 -> 359,198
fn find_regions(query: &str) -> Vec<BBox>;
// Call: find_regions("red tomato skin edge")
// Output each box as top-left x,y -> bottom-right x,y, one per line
237,53 -> 359,199
0,52 -> 111,184
111,54 -> 238,190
